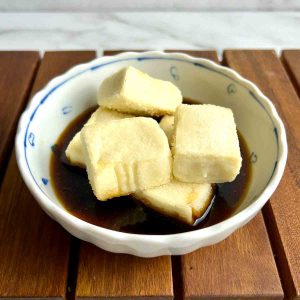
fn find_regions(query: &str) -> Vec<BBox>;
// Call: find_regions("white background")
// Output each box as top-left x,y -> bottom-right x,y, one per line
0,0 -> 300,11
0,1 -> 299,54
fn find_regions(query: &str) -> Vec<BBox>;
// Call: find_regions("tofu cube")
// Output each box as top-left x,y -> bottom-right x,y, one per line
65,132 -> 83,167
81,117 -> 172,200
159,115 -> 174,145
173,104 -> 242,183
134,179 -> 213,225
65,107 -> 133,167
98,66 -> 182,116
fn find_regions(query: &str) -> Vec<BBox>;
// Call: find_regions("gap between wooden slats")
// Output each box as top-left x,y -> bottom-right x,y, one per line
281,50 -> 300,98
174,50 -> 283,300
224,50 -> 300,300
75,50 -> 173,300
0,51 -> 96,299
0,52 -> 39,182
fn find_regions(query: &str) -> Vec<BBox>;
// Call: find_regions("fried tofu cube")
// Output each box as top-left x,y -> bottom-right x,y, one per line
65,132 -> 84,167
159,115 -> 174,145
98,66 -> 182,116
134,179 -> 213,225
81,117 -> 172,200
65,107 -> 133,167
173,104 -> 242,183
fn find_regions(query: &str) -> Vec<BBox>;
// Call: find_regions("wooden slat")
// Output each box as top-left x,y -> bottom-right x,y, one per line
75,49 -> 173,300
182,215 -> 283,300
0,51 -> 39,179
77,243 -> 173,300
177,50 -> 283,300
0,51 -> 96,298
281,50 -> 300,97
102,50 -> 146,55
30,51 -> 95,96
224,50 -> 300,300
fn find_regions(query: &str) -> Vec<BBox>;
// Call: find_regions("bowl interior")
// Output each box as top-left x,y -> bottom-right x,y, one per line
23,54 -> 279,223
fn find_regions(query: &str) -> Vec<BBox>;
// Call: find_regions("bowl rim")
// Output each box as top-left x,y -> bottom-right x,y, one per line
15,50 -> 288,245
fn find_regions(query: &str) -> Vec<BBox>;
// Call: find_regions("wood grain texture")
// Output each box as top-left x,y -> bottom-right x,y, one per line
0,51 -> 39,179
75,49 -> 173,300
224,50 -> 300,300
76,243 -> 173,300
182,215 -> 283,300
0,51 -> 96,298
29,51 -> 96,96
281,50 -> 300,98
103,50 -> 146,55
178,50 -> 283,300
105,50 -> 219,61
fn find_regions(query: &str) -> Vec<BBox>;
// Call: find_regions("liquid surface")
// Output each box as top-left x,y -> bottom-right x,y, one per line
50,102 -> 252,234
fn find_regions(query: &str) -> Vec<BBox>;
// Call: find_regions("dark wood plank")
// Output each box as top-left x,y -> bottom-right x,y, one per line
105,50 -> 218,61
0,51 -> 39,179
75,50 -> 173,300
281,50 -> 300,98
103,50 -> 146,55
0,51 -> 96,298
182,215 -> 283,300
177,50 -> 283,300
76,243 -> 173,300
224,49 -> 300,300
30,51 -> 96,96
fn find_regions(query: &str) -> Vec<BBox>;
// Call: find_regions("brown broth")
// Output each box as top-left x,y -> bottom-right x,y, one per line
50,103 -> 252,235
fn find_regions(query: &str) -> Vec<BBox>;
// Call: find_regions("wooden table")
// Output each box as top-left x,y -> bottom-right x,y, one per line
0,49 -> 299,300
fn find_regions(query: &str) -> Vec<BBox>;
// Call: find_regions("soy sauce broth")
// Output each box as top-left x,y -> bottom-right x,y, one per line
50,101 -> 252,235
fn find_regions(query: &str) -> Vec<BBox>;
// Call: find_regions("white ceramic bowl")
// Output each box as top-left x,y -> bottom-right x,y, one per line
15,51 -> 287,257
